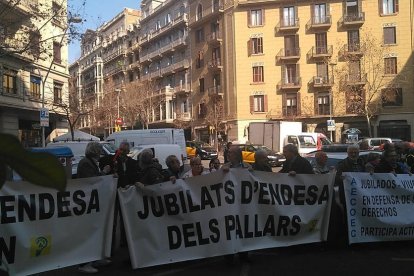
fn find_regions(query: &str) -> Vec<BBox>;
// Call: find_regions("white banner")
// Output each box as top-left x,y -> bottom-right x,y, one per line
343,173 -> 414,244
0,176 -> 117,276
119,169 -> 334,269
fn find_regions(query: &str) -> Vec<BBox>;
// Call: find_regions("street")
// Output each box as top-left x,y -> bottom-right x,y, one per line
37,242 -> 414,276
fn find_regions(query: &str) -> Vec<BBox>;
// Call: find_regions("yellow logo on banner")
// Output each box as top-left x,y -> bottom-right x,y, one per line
30,236 -> 51,257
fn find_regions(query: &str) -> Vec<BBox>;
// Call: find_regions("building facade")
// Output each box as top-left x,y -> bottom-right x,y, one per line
222,0 -> 414,143
0,0 -> 70,146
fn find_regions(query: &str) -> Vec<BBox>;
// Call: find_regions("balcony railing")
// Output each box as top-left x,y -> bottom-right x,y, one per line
310,76 -> 333,88
306,15 -> 332,30
307,45 -> 333,60
207,32 -> 222,44
276,48 -> 301,61
277,77 -> 302,90
176,112 -> 192,121
174,83 -> 191,94
208,85 -> 223,97
276,17 -> 300,32
345,74 -> 367,85
189,0 -> 224,25
340,44 -> 364,57
339,12 -> 365,26
208,58 -> 223,70
140,14 -> 188,46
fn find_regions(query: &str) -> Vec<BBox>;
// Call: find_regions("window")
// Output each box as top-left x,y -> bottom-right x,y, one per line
198,102 -> 207,118
315,33 -> 327,54
345,0 -> 359,15
382,88 -> 402,106
282,64 -> 299,84
196,51 -> 204,68
252,66 -> 264,83
380,0 -> 399,15
250,95 -> 267,112
383,27 -> 396,45
317,94 -> 330,115
250,37 -> 263,55
53,81 -> 63,104
313,3 -> 328,24
199,78 -> 205,92
347,30 -> 360,51
53,42 -> 62,63
195,28 -> 204,43
249,9 -> 264,26
166,13 -> 171,24
346,88 -> 364,114
384,57 -> 397,74
2,68 -> 17,94
197,4 -> 203,21
283,93 -> 298,116
282,6 -> 296,27
30,75 -> 41,99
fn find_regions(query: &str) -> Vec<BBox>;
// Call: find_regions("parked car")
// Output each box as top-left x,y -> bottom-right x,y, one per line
233,144 -> 285,167
186,141 -> 218,160
358,138 -> 393,150
305,150 -> 383,168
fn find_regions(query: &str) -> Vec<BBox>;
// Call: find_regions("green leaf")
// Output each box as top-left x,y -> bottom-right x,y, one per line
0,133 -> 67,192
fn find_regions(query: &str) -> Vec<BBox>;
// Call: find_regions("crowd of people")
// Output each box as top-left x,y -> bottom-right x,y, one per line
74,140 -> 414,272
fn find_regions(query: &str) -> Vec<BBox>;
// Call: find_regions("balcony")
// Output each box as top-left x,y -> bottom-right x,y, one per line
309,76 -> 333,88
174,83 -> 191,96
339,12 -> 365,27
140,14 -> 188,46
306,15 -> 332,30
345,74 -> 367,85
176,112 -> 192,121
158,86 -> 174,97
208,85 -> 223,97
306,45 -> 333,60
150,69 -> 162,79
207,32 -> 222,45
127,62 -> 140,71
340,44 -> 364,58
189,1 -> 224,26
276,18 -> 300,33
277,77 -> 302,90
208,58 -> 223,71
276,48 -> 301,62
104,65 -> 126,76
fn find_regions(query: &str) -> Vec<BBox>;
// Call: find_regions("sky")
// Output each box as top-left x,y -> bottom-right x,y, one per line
68,0 -> 141,63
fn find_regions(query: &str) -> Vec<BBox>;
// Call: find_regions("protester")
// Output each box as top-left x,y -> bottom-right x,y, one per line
209,157 -> 221,172
137,148 -> 165,185
252,149 -> 272,172
375,143 -> 411,174
223,141 -> 232,164
312,151 -> 331,174
163,155 -> 182,183
182,157 -> 208,178
77,141 -> 111,274
406,148 -> 414,173
364,152 -> 381,173
279,144 -> 313,175
113,141 -> 138,188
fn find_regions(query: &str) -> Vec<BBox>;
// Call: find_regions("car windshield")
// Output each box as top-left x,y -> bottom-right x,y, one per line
298,135 -> 316,147
101,143 -> 117,154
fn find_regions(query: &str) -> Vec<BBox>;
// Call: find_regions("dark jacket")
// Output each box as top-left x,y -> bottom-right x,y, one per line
335,157 -> 365,186
138,163 -> 165,185
280,156 -> 314,174
77,157 -> 102,178
252,162 -> 272,172
374,159 -> 409,174
115,156 -> 138,188
162,168 -> 181,181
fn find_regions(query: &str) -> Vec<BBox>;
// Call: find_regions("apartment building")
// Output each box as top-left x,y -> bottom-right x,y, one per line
220,0 -> 414,142
136,0 -> 191,131
0,0 -> 70,146
189,0 -> 227,143
69,8 -> 140,136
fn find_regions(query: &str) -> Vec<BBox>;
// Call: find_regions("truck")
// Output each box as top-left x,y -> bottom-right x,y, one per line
106,128 -> 187,160
248,122 -> 331,155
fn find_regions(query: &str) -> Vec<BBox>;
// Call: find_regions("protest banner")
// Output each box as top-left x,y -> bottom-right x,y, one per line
118,169 -> 334,269
0,175 -> 116,276
343,172 -> 414,244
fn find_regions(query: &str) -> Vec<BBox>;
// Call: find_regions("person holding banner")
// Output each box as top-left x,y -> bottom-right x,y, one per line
209,157 -> 221,172
252,149 -> 272,172
312,151 -> 333,174
280,144 -> 313,175
182,157 -> 208,178
374,144 -> 411,174
137,149 -> 165,185
163,155 -> 182,183
114,142 -> 138,188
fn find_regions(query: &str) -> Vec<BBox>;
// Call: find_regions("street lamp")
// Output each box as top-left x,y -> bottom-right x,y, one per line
328,61 -> 337,142
41,16 -> 82,147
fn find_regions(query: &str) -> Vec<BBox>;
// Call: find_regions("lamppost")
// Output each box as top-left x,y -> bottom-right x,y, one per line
328,61 -> 337,142
41,16 -> 82,147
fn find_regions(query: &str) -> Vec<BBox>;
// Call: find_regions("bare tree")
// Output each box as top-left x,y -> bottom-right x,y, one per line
334,29 -> 407,137
203,96 -> 226,151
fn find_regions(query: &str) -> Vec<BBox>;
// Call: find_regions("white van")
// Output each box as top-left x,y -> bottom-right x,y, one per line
106,128 -> 187,160
128,144 -> 183,169
46,141 -> 117,176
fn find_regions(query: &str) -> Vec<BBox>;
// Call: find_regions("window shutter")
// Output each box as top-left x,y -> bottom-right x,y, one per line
326,3 -> 330,15
247,10 -> 251,26
248,39 -> 252,56
297,92 -> 301,116
250,96 -> 254,113
294,34 -> 299,50
311,4 -> 315,17
264,95 -> 268,112
262,9 -> 265,25
358,0 -> 362,13
294,6 -> 298,21
395,0 -> 399,13
314,94 -> 319,115
282,93 -> 287,116
378,0 -> 383,14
